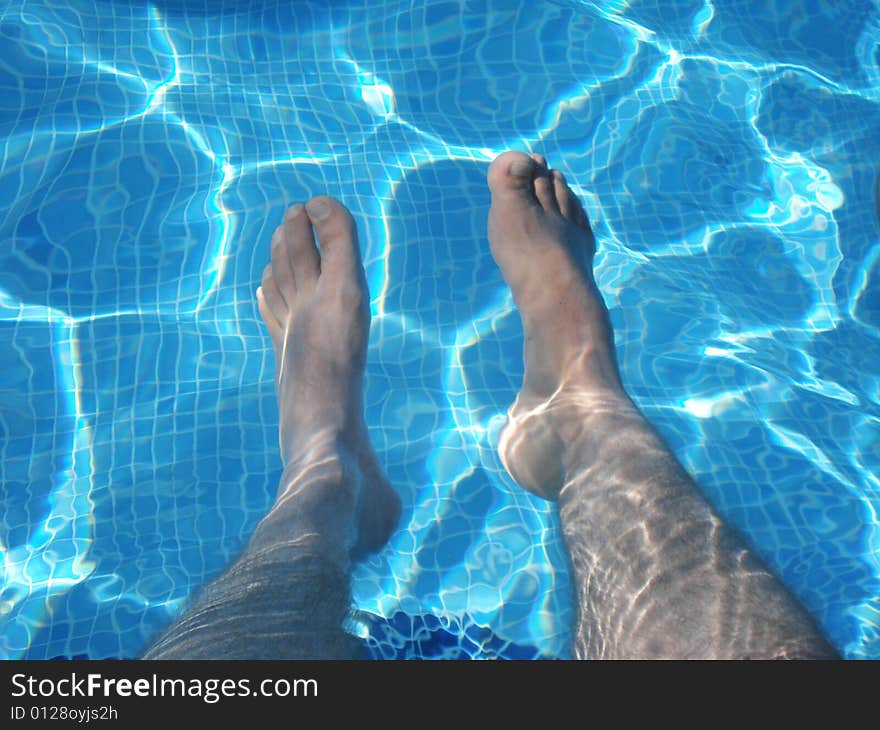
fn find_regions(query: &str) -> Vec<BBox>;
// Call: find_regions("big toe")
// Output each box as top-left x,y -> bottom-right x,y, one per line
487,151 -> 541,204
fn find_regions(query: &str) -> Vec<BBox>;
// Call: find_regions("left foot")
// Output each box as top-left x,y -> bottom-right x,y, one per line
257,197 -> 400,557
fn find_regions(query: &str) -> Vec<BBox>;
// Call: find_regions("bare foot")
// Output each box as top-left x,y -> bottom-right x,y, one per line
257,196 -> 400,557
487,151 -> 631,499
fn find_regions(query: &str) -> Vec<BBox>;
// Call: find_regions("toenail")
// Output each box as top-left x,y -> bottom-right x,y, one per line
552,170 -> 564,181
306,198 -> 330,221
508,158 -> 533,178
284,203 -> 304,222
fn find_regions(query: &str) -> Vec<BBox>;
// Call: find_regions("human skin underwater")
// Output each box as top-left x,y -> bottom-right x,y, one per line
144,152 -> 837,660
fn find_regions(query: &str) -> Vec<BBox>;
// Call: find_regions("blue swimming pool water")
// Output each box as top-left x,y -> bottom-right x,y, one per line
0,0 -> 878,660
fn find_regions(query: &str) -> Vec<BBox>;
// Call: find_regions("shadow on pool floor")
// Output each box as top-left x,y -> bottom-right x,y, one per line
48,613 -> 551,660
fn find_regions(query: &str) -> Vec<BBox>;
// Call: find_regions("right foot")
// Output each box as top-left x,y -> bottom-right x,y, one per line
257,197 -> 401,558
487,151 -> 632,499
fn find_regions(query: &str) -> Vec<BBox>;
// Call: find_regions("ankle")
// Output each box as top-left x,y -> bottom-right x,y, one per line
550,387 -> 643,468
251,448 -> 360,562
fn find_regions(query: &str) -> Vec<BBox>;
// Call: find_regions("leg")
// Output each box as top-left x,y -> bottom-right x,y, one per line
144,197 -> 400,659
487,151 -> 837,659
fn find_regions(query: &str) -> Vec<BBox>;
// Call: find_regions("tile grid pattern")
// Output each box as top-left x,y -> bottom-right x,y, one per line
0,0 -> 878,659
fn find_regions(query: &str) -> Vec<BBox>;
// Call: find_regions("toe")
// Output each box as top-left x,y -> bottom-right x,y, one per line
305,196 -> 365,282
270,224 -> 295,307
552,170 -> 579,223
487,151 -> 541,207
258,265 -> 285,343
260,264 -> 286,323
257,286 -> 282,342
532,157 -> 560,213
577,199 -> 593,238
283,203 -> 320,292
